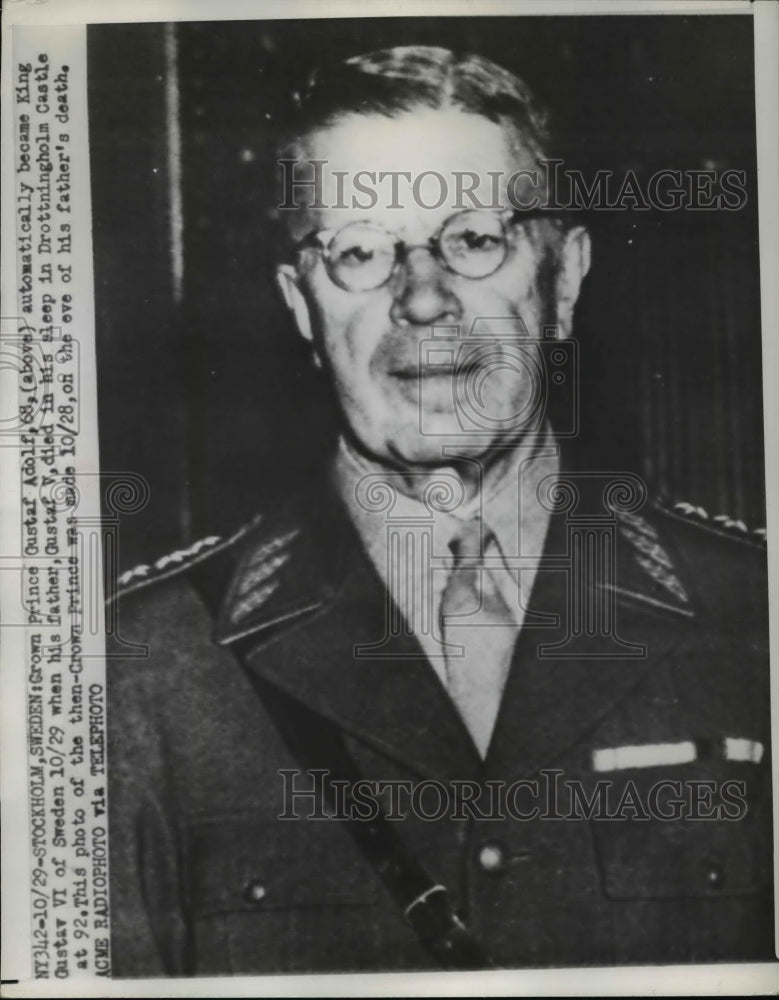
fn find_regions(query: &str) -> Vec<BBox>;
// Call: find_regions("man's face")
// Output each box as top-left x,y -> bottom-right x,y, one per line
276,109 -> 590,469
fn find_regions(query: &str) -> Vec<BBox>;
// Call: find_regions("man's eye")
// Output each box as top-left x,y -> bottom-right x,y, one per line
448,229 -> 502,253
338,245 -> 375,265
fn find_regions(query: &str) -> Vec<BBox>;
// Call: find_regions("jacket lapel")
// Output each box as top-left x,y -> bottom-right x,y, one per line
213,487 -> 481,782
211,474 -> 697,786
486,502 -> 698,780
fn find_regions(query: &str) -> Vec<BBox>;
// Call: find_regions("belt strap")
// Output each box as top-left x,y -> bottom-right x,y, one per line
191,563 -> 492,970
253,678 -> 492,971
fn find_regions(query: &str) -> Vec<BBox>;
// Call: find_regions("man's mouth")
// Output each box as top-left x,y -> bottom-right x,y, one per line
389,366 -> 455,380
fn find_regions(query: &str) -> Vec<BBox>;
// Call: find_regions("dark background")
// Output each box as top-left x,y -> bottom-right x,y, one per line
87,15 -> 765,572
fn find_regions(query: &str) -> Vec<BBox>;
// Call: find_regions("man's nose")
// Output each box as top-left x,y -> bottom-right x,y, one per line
389,247 -> 463,327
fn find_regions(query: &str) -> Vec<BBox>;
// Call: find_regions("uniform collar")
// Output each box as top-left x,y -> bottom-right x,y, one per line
332,429 -> 559,569
213,455 -> 695,650
208,461 -> 697,779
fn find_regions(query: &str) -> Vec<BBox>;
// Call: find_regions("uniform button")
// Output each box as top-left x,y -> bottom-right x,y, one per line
478,842 -> 505,873
705,864 -> 724,890
244,879 -> 267,903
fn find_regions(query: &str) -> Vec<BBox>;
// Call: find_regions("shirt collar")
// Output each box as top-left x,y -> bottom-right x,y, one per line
333,429 -> 560,567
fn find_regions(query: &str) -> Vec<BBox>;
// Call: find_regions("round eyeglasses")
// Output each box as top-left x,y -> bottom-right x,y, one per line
294,208 -> 554,293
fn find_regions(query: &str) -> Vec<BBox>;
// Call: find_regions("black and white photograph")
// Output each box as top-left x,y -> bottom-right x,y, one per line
2,1 -> 777,993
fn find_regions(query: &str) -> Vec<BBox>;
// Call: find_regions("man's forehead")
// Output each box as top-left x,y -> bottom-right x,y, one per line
279,108 -> 544,238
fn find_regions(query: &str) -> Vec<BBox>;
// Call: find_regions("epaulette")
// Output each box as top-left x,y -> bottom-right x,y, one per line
660,499 -> 767,546
615,497 -> 766,617
108,514 -> 264,605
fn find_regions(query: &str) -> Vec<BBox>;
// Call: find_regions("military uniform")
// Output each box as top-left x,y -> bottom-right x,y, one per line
107,476 -> 773,977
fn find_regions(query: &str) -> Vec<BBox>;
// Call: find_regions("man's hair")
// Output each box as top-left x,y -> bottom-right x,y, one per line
278,45 -> 552,162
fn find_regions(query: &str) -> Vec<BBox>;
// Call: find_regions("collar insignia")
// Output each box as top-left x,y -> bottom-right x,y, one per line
226,528 -> 300,626
613,508 -> 692,615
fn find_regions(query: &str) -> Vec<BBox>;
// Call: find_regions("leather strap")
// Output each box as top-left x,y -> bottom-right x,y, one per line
191,562 -> 492,971
252,678 -> 492,971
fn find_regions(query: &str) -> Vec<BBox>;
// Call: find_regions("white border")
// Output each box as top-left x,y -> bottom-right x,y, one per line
0,0 -> 760,28
755,0 -> 779,965
2,961 -> 779,998
1,0 -> 777,996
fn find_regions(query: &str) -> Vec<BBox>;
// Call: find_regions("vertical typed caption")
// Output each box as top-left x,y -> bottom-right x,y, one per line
13,43 -> 110,979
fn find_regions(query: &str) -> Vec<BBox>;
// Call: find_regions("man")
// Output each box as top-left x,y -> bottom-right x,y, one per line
107,46 -> 772,976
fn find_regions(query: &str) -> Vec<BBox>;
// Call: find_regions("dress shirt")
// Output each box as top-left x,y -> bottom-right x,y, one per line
333,431 -> 559,687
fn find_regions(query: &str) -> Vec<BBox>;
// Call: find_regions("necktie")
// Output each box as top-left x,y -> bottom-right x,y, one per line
439,517 -> 517,757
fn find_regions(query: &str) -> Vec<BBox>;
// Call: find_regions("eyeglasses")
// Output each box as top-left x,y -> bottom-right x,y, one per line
294,208 -> 558,292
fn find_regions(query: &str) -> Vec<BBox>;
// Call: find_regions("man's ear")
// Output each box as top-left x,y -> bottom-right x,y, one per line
275,264 -> 314,344
555,226 -> 592,340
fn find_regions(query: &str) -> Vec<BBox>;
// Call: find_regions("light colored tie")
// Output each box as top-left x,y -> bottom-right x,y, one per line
439,517 -> 517,757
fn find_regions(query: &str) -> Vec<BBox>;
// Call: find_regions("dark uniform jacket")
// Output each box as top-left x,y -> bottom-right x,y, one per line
107,476 -> 773,977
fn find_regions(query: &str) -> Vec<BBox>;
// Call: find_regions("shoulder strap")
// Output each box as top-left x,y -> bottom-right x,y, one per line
191,566 -> 492,971
253,678 -> 492,971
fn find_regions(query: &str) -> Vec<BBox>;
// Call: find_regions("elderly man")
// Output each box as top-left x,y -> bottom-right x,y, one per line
107,46 -> 772,977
